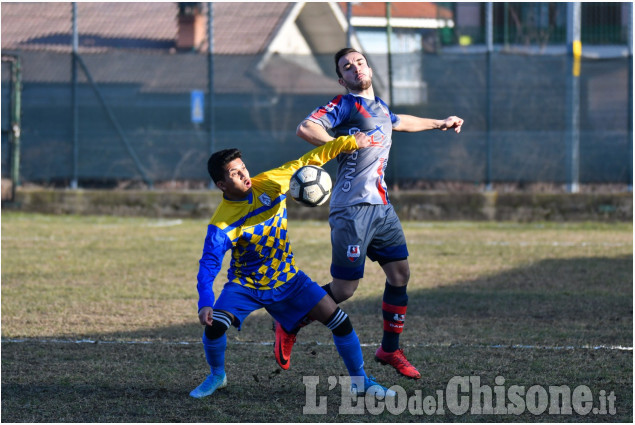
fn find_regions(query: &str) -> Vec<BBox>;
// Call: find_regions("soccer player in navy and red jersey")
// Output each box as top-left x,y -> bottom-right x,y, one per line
190,132 -> 395,399
274,48 -> 464,380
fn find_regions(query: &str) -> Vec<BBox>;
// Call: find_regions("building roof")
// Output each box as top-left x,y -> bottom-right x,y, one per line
1,2 -> 294,54
4,2 -> 424,95
340,2 -> 453,19
2,2 -> 452,54
338,2 -> 454,29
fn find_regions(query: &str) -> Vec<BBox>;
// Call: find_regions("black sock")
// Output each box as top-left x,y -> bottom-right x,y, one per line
381,282 -> 408,352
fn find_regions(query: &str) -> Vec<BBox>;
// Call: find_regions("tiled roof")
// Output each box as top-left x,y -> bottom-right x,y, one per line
2,3 -> 176,52
338,2 -> 453,19
0,2 -> 338,94
1,2 -> 293,54
212,3 -> 292,54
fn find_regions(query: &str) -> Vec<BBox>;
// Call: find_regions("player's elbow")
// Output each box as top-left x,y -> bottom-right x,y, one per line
296,120 -> 310,138
297,120 -> 327,146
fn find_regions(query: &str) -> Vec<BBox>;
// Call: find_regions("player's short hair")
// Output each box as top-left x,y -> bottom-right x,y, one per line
334,47 -> 368,78
208,148 -> 242,183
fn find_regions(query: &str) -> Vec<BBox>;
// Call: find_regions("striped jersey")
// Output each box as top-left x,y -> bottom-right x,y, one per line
196,135 -> 358,311
305,93 -> 400,207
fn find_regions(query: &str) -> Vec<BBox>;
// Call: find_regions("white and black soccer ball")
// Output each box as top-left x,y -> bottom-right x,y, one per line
289,165 -> 332,207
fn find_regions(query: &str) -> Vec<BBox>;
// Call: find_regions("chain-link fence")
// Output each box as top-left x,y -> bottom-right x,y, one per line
1,3 -> 632,190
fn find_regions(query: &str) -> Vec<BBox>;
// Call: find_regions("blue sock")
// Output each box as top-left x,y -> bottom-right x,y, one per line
333,330 -> 367,378
202,333 -> 226,376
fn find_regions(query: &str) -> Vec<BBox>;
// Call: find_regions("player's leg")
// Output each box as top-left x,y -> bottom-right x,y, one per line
379,258 -> 410,352
308,293 -> 395,397
189,309 -> 233,398
273,206 -> 369,366
321,204 -> 374,303
375,260 -> 420,379
273,270 -> 361,369
368,206 -> 421,379
273,206 -> 373,369
191,284 -> 260,398
276,276 -> 358,331
323,277 -> 359,303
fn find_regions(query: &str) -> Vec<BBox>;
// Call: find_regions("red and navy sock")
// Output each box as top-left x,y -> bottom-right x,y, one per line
381,281 -> 408,353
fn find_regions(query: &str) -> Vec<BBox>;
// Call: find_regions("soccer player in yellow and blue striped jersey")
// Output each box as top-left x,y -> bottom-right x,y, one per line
190,132 -> 395,400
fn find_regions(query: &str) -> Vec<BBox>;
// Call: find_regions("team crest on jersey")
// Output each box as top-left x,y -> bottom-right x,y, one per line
368,125 -> 386,146
324,101 -> 336,112
258,193 -> 272,206
347,245 -> 361,262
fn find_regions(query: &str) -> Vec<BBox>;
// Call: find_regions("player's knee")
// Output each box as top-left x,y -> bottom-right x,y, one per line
384,260 -> 410,286
325,307 -> 353,337
205,321 -> 229,340
340,286 -> 356,301
204,310 -> 232,340
332,279 -> 358,302
394,270 -> 410,286
204,323 -> 227,340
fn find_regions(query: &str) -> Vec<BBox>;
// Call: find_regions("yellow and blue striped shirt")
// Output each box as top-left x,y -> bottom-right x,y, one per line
197,135 -> 358,310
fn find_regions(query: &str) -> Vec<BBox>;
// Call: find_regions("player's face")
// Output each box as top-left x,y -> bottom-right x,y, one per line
337,52 -> 373,93
218,158 -> 252,200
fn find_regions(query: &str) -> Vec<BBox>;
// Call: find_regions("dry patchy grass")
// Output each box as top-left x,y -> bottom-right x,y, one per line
1,212 -> 632,422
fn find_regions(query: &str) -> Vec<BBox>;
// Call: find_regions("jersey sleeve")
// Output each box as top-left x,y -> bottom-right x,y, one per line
196,224 -> 233,311
305,94 -> 351,132
378,97 -> 401,128
253,135 -> 358,193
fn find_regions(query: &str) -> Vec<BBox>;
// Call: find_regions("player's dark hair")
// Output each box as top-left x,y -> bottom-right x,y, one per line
334,47 -> 367,78
208,148 -> 242,183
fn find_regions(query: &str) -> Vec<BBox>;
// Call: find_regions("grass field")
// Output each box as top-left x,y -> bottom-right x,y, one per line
1,211 -> 632,422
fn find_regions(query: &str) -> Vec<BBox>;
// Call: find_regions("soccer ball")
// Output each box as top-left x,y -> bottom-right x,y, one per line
289,165 -> 332,207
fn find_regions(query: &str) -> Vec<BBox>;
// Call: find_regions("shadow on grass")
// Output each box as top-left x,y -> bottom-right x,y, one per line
2,255 -> 633,422
343,254 -> 633,348
67,254 -> 632,348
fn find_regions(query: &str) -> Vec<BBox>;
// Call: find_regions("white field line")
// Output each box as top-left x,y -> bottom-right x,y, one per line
1,338 -> 632,352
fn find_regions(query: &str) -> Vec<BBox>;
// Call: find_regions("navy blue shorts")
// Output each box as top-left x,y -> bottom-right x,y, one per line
213,270 -> 326,331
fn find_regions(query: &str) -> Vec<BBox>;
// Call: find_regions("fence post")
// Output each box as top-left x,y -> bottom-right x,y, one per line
629,2 -> 633,192
207,2 -> 216,189
485,2 -> 493,191
346,2 -> 353,47
70,2 -> 79,189
385,2 -> 393,106
565,2 -> 581,193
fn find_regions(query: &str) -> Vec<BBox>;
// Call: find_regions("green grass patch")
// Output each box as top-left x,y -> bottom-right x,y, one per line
1,212 -> 632,421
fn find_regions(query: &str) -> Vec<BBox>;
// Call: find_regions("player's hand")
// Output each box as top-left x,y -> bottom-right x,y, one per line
353,131 -> 372,149
198,306 -> 214,326
440,116 -> 464,133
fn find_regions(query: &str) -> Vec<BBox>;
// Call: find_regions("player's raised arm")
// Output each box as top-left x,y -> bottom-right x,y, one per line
296,120 -> 333,147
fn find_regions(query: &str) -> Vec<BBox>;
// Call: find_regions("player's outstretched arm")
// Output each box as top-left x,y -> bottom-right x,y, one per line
395,114 -> 463,134
297,120 -> 333,147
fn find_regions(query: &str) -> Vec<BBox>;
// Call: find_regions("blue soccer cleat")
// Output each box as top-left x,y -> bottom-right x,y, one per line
350,376 -> 396,398
189,373 -> 227,399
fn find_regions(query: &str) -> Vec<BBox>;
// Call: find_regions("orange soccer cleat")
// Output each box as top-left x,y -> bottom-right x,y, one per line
273,321 -> 297,370
375,346 -> 421,379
